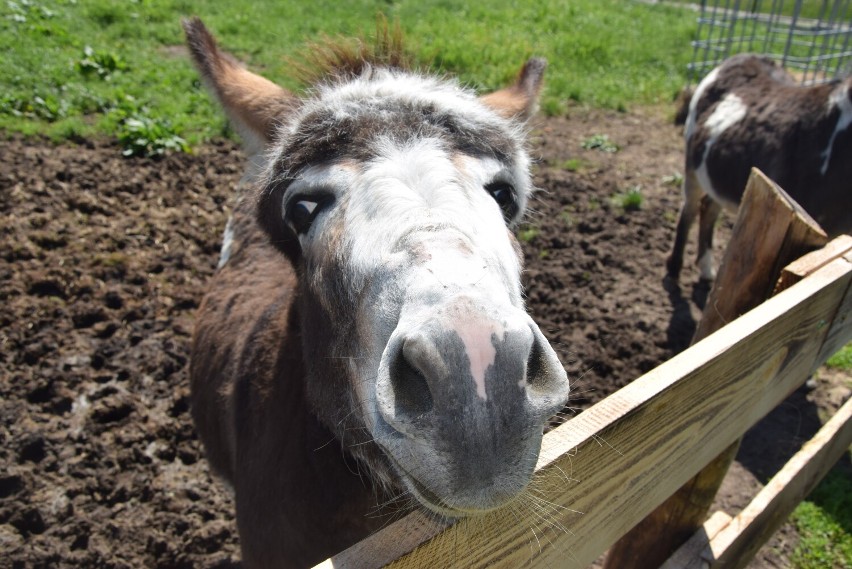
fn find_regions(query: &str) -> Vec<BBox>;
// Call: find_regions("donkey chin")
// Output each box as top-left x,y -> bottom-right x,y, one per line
366,294 -> 570,517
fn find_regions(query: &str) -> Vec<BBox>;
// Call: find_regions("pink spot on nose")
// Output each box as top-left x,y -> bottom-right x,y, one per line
454,319 -> 504,401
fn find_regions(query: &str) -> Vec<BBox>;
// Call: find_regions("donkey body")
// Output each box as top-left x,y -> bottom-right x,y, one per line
184,18 -> 569,568
667,54 -> 852,281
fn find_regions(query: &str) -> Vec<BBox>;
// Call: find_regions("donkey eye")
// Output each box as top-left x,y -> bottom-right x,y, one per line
287,199 -> 323,235
485,181 -> 516,219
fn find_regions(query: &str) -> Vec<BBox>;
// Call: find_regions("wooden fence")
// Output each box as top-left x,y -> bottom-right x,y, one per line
315,170 -> 852,569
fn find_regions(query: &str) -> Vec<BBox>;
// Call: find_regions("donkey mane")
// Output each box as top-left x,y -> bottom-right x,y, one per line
290,18 -> 414,88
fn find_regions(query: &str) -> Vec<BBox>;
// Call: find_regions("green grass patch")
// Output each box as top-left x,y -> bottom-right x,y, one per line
582,134 -> 620,153
117,114 -> 188,157
1,0 -> 696,148
663,0 -> 836,21
77,45 -> 129,81
826,342 -> 852,370
561,158 -> 591,172
790,467 -> 852,568
661,172 -> 684,187
517,226 -> 540,243
612,186 -> 644,211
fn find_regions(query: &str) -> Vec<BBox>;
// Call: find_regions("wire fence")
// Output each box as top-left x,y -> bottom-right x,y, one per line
688,0 -> 852,84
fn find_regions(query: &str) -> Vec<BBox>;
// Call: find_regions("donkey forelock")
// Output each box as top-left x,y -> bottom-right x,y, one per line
274,75 -> 522,173
260,70 -> 530,194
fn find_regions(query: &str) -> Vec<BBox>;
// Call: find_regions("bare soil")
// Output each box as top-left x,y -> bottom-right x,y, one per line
1,107 -> 849,568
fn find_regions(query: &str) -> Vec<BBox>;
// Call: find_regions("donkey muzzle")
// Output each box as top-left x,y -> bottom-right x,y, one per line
372,297 -> 569,513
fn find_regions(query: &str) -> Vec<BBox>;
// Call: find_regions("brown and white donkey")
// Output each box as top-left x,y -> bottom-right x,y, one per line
183,17 -> 570,568
667,53 -> 852,281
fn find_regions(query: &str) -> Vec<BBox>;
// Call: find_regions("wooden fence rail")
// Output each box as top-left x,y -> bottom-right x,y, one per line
605,169 -> 833,567
316,173 -> 852,569
663,395 -> 852,569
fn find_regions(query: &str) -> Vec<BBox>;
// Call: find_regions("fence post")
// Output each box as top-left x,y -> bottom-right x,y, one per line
603,169 -> 828,569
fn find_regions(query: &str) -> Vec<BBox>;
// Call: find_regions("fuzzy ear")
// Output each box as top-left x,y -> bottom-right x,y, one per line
480,57 -> 547,121
182,17 -> 296,155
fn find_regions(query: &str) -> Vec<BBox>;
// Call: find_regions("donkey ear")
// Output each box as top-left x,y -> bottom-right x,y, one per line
182,17 -> 296,154
480,57 -> 547,121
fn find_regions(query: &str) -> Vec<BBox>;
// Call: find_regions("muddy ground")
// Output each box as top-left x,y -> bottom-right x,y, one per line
1,107 -> 849,568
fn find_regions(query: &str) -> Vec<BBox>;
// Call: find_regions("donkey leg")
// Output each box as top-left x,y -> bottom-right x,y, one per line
696,194 -> 722,281
666,170 -> 702,280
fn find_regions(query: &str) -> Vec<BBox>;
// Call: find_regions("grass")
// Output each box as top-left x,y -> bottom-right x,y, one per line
791,467 -> 852,568
0,0 -> 696,149
661,172 -> 684,187
662,0 -> 840,21
612,186 -> 644,211
826,342 -> 852,370
789,340 -> 852,568
561,158 -> 590,173
582,134 -> 620,153
517,225 -> 540,243
116,114 -> 188,157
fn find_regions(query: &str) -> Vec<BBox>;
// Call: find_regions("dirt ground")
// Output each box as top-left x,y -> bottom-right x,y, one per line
1,107 -> 849,568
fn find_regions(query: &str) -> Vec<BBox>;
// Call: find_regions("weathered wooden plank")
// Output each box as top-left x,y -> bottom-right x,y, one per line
692,169 -> 828,342
660,511 -> 733,569
706,394 -> 852,569
314,511 -> 448,569
604,168 -> 829,569
775,234 -> 852,293
606,440 -> 740,569
815,267 -> 852,370
775,234 -> 852,373
664,395 -> 852,569
316,257 -> 852,569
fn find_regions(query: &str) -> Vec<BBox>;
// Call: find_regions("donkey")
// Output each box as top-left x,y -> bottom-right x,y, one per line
666,53 -> 852,281
183,17 -> 570,568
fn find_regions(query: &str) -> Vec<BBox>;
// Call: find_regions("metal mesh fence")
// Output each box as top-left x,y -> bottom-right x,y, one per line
688,0 -> 852,84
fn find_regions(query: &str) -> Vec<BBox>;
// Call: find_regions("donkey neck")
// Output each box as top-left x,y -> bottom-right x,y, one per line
222,239 -> 390,566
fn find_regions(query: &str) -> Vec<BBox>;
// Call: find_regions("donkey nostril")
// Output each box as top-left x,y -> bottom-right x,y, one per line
523,329 -> 570,415
526,337 -> 545,387
389,348 -> 434,419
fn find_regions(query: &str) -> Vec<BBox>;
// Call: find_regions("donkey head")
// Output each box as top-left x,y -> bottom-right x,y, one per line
184,18 -> 569,516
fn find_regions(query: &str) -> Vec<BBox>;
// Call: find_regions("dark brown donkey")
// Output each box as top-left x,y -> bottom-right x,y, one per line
667,53 -> 852,281
183,18 -> 570,568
